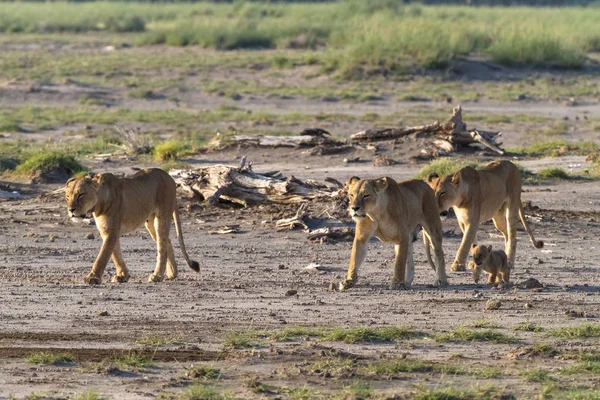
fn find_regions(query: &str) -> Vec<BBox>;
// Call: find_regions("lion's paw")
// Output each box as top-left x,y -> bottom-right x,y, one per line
435,278 -> 449,287
84,274 -> 102,285
467,261 -> 476,270
338,279 -> 356,291
166,273 -> 178,281
112,274 -> 130,284
451,262 -> 466,272
148,274 -> 164,283
389,282 -> 408,290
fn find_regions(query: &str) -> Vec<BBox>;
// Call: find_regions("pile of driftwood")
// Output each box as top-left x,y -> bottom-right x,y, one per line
350,105 -> 504,158
169,157 -> 344,207
207,105 -> 504,158
169,158 -> 352,241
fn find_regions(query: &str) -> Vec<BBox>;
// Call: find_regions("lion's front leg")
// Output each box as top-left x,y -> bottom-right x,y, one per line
390,237 -> 409,290
110,239 -> 130,283
86,230 -> 119,285
452,222 -> 479,272
339,219 -> 375,291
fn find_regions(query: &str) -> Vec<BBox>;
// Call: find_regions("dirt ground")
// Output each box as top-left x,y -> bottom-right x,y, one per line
1,45 -> 600,399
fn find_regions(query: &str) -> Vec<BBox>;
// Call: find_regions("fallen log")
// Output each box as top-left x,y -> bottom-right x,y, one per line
209,133 -> 340,150
169,159 -> 341,207
350,105 -> 504,155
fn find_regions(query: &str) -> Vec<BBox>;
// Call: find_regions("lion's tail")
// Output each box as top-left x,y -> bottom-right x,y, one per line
518,203 -> 544,249
173,207 -> 200,273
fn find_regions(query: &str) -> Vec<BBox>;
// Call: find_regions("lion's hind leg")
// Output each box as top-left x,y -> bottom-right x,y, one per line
148,215 -> 172,283
422,219 -> 447,287
146,216 -> 178,281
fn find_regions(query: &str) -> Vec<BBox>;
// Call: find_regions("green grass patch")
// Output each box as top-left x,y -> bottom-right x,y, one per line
362,358 -> 463,376
435,327 -> 515,344
541,384 -> 600,400
0,121 -> 23,133
322,326 -> 425,344
179,383 -> 235,400
223,331 -> 265,349
186,365 -> 222,380
537,167 -> 571,180
338,381 -> 374,399
471,320 -> 498,329
153,139 -> 193,162
414,385 -> 508,400
223,326 -> 423,348
514,322 -> 544,332
509,140 -> 598,157
114,352 -> 154,369
529,344 -> 559,358
475,367 -> 504,379
72,389 -> 105,400
15,150 -> 85,177
560,361 -> 600,375
546,323 -> 600,339
26,351 -> 74,365
415,158 -> 480,180
520,368 -> 554,382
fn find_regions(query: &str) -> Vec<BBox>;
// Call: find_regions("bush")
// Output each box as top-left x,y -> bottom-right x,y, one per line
154,140 -> 191,162
16,151 -> 85,177
415,158 -> 480,180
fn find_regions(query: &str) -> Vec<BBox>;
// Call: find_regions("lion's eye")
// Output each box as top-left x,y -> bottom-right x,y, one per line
77,193 -> 85,199
363,195 -> 370,199
439,192 -> 446,198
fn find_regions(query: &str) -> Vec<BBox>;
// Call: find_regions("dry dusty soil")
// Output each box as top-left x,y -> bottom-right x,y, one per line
0,45 -> 600,400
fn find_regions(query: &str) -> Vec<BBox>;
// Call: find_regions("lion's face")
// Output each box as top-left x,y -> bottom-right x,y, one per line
346,176 -> 388,222
65,177 -> 99,218
470,244 -> 492,266
426,173 -> 459,214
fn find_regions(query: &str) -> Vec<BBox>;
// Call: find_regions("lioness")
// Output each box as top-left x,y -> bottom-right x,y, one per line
470,244 -> 510,285
339,176 -> 447,291
66,169 -> 199,284
427,160 -> 543,272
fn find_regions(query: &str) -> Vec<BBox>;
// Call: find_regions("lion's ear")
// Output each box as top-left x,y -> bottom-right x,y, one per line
374,177 -> 389,193
66,177 -> 77,186
487,245 -> 492,252
346,176 -> 361,191
451,171 -> 461,185
471,243 -> 477,249
347,176 -> 361,186
427,172 -> 439,182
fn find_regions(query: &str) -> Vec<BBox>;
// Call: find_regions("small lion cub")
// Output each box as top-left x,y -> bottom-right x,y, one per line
469,244 -> 510,285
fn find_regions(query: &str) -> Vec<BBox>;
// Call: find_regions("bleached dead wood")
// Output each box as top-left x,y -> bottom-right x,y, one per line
276,203 -> 309,231
307,227 -> 354,242
169,160 -> 341,207
209,134 -> 340,149
350,105 -> 504,155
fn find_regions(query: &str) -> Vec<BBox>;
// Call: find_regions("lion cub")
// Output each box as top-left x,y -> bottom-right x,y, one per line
469,244 -> 510,285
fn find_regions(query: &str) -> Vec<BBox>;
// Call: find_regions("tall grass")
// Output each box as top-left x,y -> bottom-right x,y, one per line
1,3 -> 598,72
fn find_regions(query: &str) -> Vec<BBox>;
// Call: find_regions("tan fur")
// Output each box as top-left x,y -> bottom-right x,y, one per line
470,244 -> 510,285
65,169 -> 199,285
427,160 -> 543,272
339,176 -> 447,291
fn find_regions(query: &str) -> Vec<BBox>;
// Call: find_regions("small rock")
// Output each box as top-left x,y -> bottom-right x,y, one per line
278,264 -> 287,270
285,289 -> 297,297
523,303 -> 532,309
95,310 -> 109,317
565,310 -> 587,318
328,282 -> 337,291
48,234 -> 55,242
86,233 -> 95,240
485,299 -> 501,310
519,278 -> 543,289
